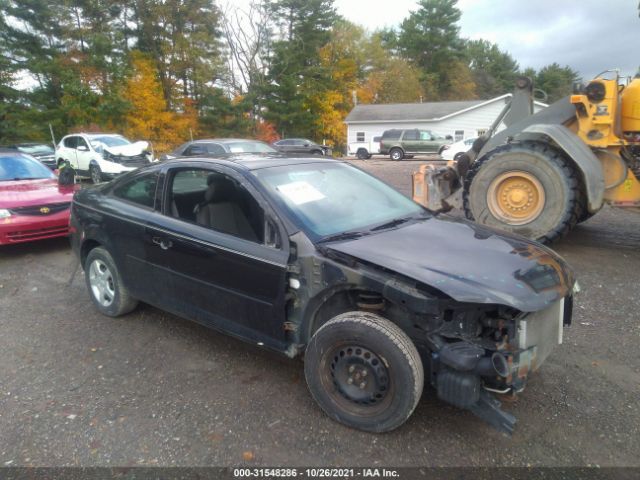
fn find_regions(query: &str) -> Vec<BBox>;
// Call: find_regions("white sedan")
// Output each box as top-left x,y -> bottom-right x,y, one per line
440,137 -> 477,161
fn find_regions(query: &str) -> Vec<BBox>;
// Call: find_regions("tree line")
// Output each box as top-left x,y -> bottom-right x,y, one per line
0,0 -> 581,152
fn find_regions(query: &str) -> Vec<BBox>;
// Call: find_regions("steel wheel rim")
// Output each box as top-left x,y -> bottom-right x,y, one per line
487,171 -> 546,225
321,343 -> 393,416
91,168 -> 100,183
89,259 -> 116,307
391,150 -> 401,160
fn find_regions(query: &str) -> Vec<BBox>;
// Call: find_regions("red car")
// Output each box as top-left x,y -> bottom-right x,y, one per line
0,149 -> 77,245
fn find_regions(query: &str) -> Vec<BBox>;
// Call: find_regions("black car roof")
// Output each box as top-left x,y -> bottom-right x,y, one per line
162,154 -> 340,171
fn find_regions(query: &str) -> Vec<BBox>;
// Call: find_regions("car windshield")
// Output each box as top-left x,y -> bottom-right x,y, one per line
17,144 -> 54,155
0,154 -> 55,181
253,162 -> 426,239
226,141 -> 276,153
88,136 -> 131,148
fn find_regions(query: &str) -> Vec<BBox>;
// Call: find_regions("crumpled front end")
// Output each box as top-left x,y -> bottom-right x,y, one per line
427,291 -> 576,434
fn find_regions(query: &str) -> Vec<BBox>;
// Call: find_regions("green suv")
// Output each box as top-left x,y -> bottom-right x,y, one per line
380,129 -> 452,160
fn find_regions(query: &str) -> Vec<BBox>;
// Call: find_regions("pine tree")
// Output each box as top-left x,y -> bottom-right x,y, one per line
261,0 -> 338,138
397,0 -> 468,99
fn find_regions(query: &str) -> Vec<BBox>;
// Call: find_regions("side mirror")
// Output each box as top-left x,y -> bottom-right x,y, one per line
77,145 -> 89,152
303,143 -> 310,147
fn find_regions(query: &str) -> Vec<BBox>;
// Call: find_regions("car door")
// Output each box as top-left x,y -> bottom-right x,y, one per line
93,171 -> 161,301
143,162 -> 290,350
418,130 -> 437,152
275,139 -> 292,154
75,136 -> 93,174
60,136 -> 79,168
402,129 -> 420,153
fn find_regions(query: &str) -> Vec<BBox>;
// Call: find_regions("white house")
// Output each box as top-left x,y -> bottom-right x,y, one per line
344,94 -> 548,146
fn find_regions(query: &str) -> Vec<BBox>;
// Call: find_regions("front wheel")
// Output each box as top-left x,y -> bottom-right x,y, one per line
85,247 -> 138,317
90,164 -> 103,184
464,141 -> 581,243
304,312 -> 424,432
390,148 -> 404,161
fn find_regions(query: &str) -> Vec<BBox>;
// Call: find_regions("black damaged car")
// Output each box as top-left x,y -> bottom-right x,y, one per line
70,155 -> 577,433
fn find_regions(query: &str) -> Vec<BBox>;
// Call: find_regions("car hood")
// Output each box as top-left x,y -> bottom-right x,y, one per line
104,141 -> 149,156
0,179 -> 76,208
326,215 -> 575,312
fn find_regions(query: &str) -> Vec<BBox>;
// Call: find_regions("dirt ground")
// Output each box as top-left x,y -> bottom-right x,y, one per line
0,157 -> 639,467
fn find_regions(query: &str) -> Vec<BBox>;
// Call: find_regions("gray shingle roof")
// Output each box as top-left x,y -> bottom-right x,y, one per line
345,99 -> 488,123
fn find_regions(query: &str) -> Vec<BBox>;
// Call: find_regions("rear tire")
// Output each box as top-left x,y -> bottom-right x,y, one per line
356,148 -> 369,160
390,148 -> 404,161
464,141 -> 581,244
304,311 -> 424,432
85,247 -> 138,317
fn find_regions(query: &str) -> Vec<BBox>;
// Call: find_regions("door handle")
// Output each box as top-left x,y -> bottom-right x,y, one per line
152,236 -> 173,250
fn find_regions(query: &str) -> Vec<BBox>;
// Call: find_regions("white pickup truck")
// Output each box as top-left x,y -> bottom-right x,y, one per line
348,136 -> 381,159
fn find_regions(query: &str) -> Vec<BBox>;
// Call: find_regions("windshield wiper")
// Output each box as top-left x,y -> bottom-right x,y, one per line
318,231 -> 369,243
369,216 -> 413,231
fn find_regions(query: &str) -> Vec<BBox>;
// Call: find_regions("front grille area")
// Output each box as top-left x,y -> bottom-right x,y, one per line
9,202 -> 71,216
109,154 -> 149,167
7,225 -> 69,241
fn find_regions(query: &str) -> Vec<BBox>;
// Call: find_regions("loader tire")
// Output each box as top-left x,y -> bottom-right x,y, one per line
463,141 -> 582,244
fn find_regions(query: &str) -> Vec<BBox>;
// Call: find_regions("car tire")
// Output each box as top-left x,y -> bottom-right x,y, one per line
304,311 -> 424,433
366,154 -> 372,159
390,148 -> 404,161
453,152 -> 465,161
311,149 -> 323,155
464,141 -> 582,244
85,247 -> 138,317
356,149 -> 369,160
90,164 -> 103,184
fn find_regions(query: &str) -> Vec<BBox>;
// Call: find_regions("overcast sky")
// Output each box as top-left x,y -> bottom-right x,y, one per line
335,0 -> 640,80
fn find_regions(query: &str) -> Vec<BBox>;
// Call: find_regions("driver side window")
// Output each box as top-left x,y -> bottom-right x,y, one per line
167,168 -> 266,244
76,137 -> 89,150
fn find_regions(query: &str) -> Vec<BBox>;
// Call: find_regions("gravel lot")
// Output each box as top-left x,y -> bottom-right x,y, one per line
1,157 -> 639,467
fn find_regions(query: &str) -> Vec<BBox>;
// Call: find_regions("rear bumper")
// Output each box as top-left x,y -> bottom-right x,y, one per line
0,209 -> 70,245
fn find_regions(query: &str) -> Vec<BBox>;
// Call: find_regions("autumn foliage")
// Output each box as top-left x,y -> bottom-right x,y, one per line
123,52 -> 197,154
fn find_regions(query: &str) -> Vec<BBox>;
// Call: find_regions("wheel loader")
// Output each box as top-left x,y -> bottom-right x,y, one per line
412,71 -> 640,243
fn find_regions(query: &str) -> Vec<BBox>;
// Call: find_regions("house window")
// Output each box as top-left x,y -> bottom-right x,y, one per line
356,132 -> 365,142
455,130 -> 464,141
477,128 -> 488,137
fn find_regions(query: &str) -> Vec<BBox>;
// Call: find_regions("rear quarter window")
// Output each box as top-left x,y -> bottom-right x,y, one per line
382,130 -> 401,141
112,172 -> 159,208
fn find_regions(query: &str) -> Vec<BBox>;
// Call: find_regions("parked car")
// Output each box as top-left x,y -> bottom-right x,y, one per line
380,129 -> 452,160
440,137 -> 478,161
348,136 -> 382,159
161,138 -> 277,162
4,143 -> 57,169
70,154 -> 577,434
0,149 -> 76,245
56,133 -> 153,184
272,138 -> 331,156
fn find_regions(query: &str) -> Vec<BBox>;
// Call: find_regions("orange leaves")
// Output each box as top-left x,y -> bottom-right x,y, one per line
123,52 -> 198,153
254,121 -> 279,143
